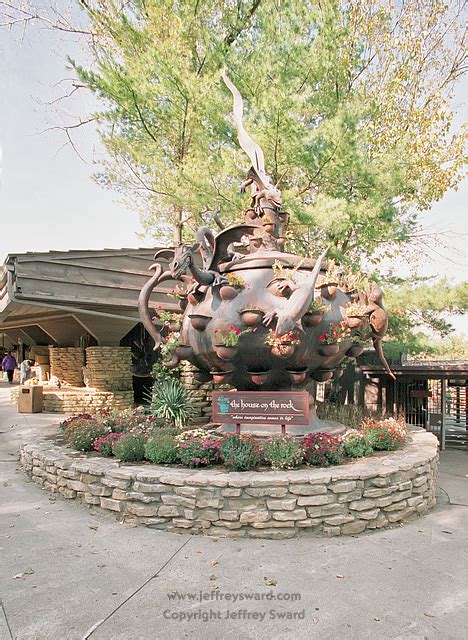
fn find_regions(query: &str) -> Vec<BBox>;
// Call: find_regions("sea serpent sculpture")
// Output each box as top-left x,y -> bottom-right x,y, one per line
138,73 -> 395,434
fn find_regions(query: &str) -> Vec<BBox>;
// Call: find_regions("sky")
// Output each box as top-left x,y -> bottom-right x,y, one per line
0,7 -> 146,260
0,5 -> 466,334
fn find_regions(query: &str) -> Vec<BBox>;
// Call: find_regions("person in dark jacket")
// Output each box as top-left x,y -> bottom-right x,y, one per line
2,352 -> 18,384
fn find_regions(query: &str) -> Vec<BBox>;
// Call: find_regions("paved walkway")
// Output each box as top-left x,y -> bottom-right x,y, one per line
0,383 -> 467,640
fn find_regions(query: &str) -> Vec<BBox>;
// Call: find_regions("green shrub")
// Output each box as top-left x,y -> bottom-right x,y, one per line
93,433 -> 123,456
144,434 -> 179,464
178,437 -> 221,468
110,416 -> 145,433
143,415 -> 172,430
361,417 -> 407,451
301,433 -> 344,466
150,379 -> 193,427
343,431 -> 373,458
220,434 -> 262,471
60,414 -> 95,431
316,402 -> 381,430
112,432 -> 147,462
157,427 -> 183,437
262,436 -> 304,470
67,422 -> 108,452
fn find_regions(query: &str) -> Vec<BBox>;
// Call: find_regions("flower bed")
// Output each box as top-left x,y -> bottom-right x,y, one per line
58,410 -> 412,472
20,425 -> 438,539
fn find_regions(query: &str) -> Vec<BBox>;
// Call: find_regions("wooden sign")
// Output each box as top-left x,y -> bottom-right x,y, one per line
212,391 -> 310,427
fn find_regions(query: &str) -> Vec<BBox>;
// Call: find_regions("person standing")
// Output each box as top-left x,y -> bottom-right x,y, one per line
2,351 -> 18,384
20,359 -> 33,385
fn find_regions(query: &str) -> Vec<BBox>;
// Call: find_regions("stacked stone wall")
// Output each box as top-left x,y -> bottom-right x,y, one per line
49,347 -> 84,386
11,387 -> 133,413
179,362 -> 213,422
12,346 -> 134,413
20,429 -> 439,539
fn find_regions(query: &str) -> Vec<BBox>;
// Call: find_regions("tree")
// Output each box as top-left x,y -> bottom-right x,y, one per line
383,278 -> 468,356
2,0 -> 466,256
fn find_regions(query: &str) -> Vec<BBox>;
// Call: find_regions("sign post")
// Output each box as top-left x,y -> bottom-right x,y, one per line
212,391 -> 310,435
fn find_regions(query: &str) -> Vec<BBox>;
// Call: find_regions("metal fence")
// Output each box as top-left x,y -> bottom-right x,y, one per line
395,378 -> 467,450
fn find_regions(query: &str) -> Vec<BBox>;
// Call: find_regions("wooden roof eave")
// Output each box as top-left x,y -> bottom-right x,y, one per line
360,364 -> 468,380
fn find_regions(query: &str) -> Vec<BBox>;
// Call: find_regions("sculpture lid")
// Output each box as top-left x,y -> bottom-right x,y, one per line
219,251 -> 327,273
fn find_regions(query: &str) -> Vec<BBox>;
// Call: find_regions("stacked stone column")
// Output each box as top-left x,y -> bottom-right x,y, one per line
49,347 -> 84,387
85,346 -> 134,407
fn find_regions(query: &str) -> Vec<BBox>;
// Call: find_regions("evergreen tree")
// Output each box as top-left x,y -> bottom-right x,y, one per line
4,1 -> 465,257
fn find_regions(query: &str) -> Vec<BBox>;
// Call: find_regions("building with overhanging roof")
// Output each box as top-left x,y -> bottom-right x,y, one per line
0,247 -> 175,350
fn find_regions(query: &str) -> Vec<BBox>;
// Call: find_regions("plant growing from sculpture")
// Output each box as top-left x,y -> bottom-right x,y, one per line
319,322 -> 352,345
225,273 -> 245,288
308,299 -> 328,314
271,260 -> 298,283
152,306 -> 179,328
340,271 -> 365,292
160,331 -> 181,361
345,303 -> 367,317
214,325 -> 252,347
265,329 -> 301,351
320,260 -> 341,286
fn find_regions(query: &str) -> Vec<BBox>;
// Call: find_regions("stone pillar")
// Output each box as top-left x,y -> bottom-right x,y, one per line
179,361 -> 214,423
85,346 -> 133,392
48,347 -> 84,387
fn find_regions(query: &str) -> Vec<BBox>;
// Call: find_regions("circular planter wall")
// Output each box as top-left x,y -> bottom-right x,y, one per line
19,428 -> 438,539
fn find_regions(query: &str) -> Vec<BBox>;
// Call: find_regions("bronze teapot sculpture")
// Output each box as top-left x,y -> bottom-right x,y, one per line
139,74 -> 394,434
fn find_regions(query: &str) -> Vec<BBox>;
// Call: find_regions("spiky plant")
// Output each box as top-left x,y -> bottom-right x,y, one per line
150,379 -> 193,428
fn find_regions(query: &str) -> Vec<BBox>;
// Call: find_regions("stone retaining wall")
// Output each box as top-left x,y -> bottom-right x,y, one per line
19,429 -> 438,539
11,387 -> 133,413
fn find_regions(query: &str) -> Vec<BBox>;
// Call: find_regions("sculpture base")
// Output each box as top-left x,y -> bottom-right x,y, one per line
217,418 -> 347,438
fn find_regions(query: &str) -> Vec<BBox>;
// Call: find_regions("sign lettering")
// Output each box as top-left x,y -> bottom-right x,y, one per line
212,391 -> 310,426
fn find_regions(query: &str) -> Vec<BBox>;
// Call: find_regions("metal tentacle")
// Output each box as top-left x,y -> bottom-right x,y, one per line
221,71 -> 266,176
163,352 -> 181,369
138,265 -> 174,350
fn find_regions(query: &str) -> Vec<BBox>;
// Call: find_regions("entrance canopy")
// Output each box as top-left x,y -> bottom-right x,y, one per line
361,358 -> 468,380
0,247 -> 175,348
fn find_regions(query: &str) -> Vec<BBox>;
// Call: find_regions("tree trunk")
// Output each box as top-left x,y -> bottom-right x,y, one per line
173,209 -> 183,246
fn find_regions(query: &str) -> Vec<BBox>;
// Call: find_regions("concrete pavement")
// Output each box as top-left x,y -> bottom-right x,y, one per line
0,383 -> 467,640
